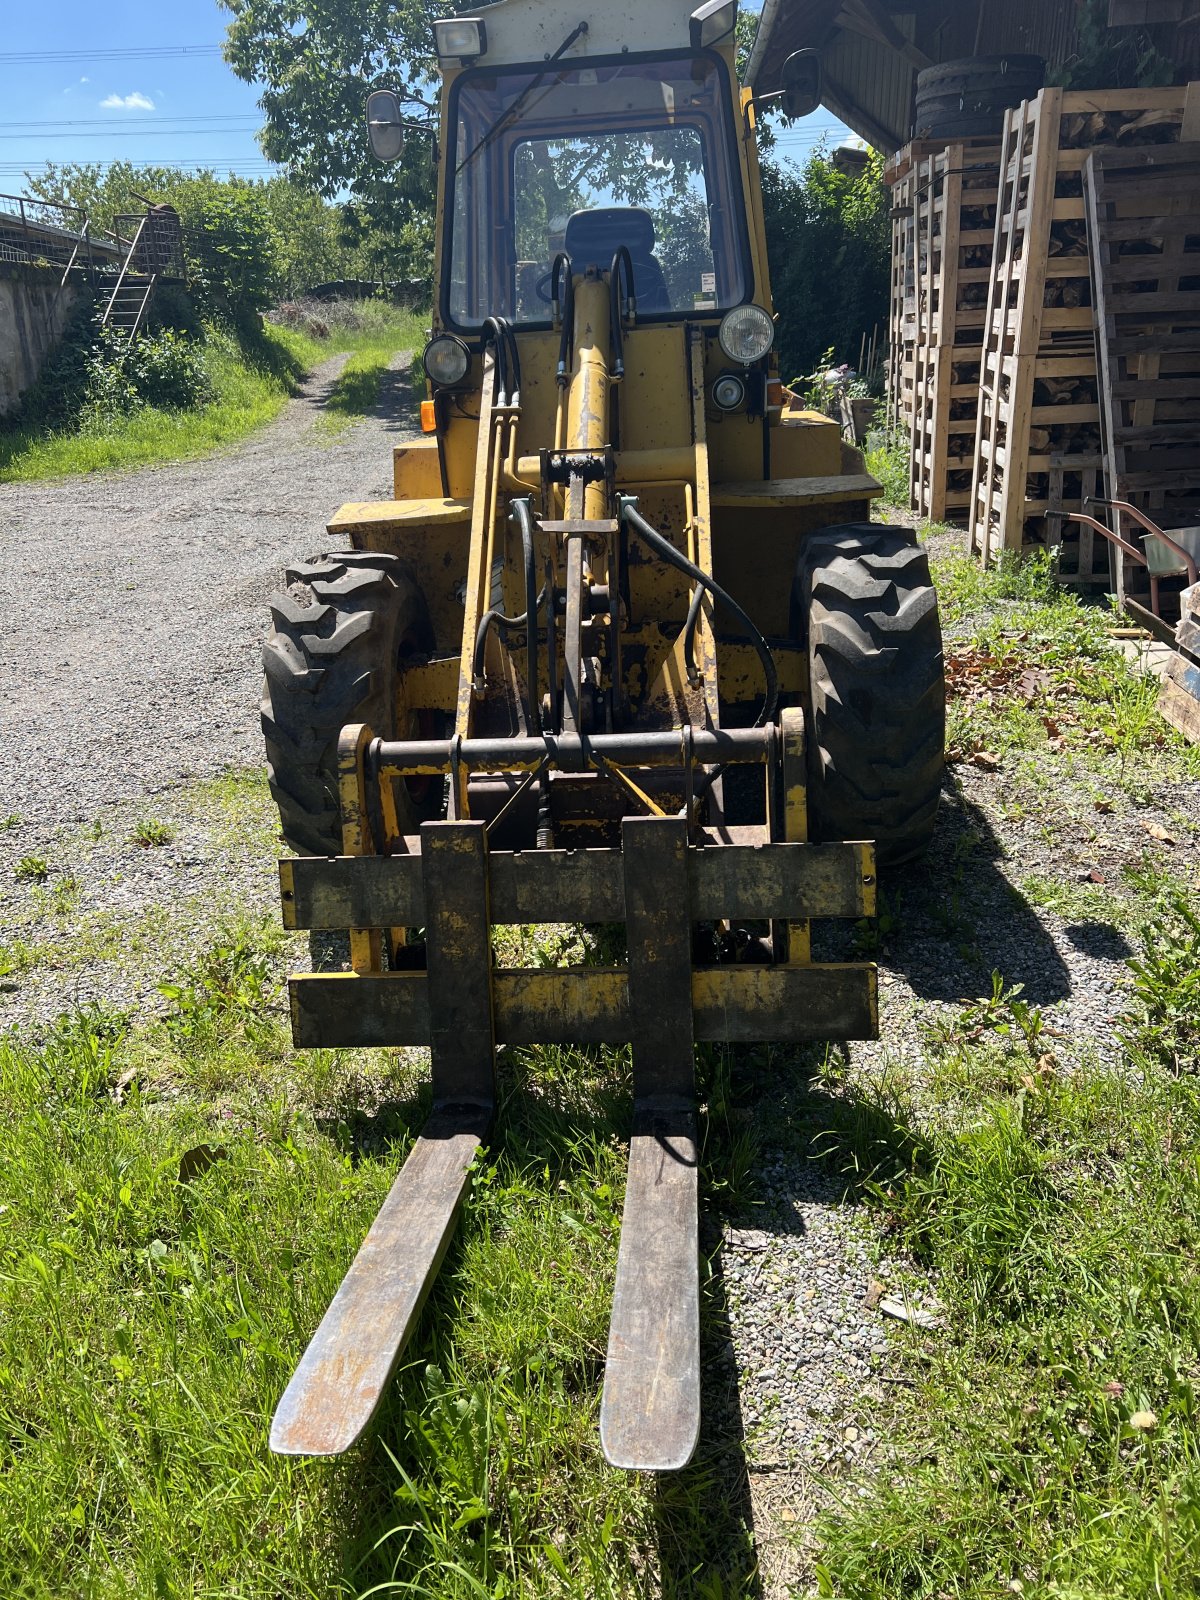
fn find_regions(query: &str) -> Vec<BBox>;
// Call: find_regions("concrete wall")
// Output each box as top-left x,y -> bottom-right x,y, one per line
0,263 -> 80,417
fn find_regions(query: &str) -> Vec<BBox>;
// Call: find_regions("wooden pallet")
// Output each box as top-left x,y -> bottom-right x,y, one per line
1086,142 -> 1200,609
886,163 -> 918,431
911,343 -> 981,523
970,84 -> 1196,567
887,133 -> 997,446
907,140 -> 1000,523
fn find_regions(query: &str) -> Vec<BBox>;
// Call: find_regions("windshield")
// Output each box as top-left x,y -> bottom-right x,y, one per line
444,52 -> 750,330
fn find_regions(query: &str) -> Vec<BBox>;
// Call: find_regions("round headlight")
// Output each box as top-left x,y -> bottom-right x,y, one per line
718,304 -> 775,366
423,335 -> 471,387
712,373 -> 747,412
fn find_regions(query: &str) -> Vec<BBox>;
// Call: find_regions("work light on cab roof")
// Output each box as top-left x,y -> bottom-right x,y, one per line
263,0 -> 946,1480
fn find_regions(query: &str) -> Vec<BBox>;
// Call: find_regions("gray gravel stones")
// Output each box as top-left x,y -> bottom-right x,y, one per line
0,354 -> 407,848
0,354 -> 415,1027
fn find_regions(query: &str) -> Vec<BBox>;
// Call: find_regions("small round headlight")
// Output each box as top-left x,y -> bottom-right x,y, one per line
423,334 -> 471,387
712,373 -> 747,412
718,304 -> 775,366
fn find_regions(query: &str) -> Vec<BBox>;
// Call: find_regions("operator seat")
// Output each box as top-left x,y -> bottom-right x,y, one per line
563,207 -> 672,312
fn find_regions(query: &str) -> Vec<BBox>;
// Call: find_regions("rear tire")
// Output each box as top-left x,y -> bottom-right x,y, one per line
799,525 -> 945,867
262,551 -> 436,856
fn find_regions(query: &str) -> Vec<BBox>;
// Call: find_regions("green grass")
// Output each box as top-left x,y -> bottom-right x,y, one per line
0,920 -> 764,1598
314,308 -> 426,434
863,427 -> 909,508
0,303 -> 424,483
813,926 -> 1200,1598
0,325 -> 322,483
931,548 -> 1200,791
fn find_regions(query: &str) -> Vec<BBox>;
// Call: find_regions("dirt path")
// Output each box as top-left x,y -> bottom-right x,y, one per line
0,353 -> 418,839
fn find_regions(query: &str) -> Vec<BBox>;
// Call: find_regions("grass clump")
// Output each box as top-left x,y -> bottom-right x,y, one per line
0,295 -> 425,481
931,547 -> 1200,787
815,938 -> 1200,1598
864,425 -> 910,508
129,817 -> 173,848
14,856 -> 49,883
1123,888 -> 1200,1076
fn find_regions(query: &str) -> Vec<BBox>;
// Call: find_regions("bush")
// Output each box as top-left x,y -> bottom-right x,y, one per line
762,148 -> 890,382
124,328 -> 213,411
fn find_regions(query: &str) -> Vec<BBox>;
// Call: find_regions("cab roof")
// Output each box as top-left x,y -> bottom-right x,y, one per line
460,0 -> 722,69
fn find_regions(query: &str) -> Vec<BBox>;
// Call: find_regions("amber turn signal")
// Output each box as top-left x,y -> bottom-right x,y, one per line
420,400 -> 438,434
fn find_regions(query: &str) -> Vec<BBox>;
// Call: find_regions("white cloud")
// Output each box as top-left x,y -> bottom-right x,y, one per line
100,91 -> 155,111
80,75 -> 90,84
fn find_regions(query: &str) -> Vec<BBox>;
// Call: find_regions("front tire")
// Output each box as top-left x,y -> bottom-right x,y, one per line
799,525 -> 945,867
262,551 -> 435,856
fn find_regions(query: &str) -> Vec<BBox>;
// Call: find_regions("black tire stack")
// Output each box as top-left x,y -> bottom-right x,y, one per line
914,55 -> 1045,141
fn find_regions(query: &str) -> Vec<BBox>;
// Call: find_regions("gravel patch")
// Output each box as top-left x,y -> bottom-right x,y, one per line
0,353 -> 418,1026
0,352 -> 416,845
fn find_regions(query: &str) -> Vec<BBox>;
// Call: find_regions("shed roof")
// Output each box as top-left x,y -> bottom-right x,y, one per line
747,0 -> 1199,152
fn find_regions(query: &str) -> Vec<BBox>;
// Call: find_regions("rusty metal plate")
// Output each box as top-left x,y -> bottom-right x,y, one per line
289,964 -> 878,1049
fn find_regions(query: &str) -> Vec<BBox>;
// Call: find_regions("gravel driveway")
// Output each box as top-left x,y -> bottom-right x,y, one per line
0,355 -> 413,837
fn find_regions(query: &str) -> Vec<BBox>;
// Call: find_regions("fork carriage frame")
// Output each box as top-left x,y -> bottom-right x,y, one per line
271,709 -> 878,1469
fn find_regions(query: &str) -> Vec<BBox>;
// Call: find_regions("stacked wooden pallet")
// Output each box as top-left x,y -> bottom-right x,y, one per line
969,85 -> 1197,578
908,139 -> 1002,524
885,155 -> 919,432
1087,142 -> 1200,609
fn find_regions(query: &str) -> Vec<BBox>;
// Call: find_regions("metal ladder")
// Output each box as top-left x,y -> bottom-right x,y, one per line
99,214 -> 157,346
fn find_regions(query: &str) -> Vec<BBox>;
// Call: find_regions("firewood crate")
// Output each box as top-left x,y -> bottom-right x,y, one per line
1086,143 -> 1200,612
907,140 -> 1000,524
886,161 -> 919,432
887,135 -> 998,465
969,84 -> 1198,573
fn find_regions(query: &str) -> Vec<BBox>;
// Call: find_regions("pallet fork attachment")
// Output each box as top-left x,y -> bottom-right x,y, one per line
270,721 -> 877,1469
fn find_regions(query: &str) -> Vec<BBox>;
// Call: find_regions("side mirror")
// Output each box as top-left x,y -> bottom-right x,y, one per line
366,90 -> 406,162
781,50 -> 821,120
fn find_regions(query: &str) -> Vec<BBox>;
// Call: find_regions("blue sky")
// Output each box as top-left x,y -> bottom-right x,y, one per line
0,0 -> 852,192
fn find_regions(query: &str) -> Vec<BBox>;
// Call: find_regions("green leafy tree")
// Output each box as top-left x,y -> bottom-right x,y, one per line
218,0 -> 457,276
760,146 -> 889,384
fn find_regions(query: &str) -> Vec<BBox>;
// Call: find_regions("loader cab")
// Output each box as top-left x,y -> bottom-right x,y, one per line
437,44 -> 758,332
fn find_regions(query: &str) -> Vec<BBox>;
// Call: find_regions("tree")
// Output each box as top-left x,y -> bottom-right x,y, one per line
218,0 -> 458,276
759,147 -> 890,384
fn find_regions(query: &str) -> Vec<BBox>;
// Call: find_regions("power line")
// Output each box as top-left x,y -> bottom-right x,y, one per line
0,45 -> 223,66
0,128 -> 264,141
0,116 -> 260,130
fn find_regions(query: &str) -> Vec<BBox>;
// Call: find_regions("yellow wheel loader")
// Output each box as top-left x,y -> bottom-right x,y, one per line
261,0 -> 944,1472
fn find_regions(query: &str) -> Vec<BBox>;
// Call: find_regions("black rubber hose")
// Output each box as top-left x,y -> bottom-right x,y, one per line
481,315 -> 518,404
551,252 -> 575,386
511,498 -> 542,728
682,583 -> 704,685
621,501 -> 779,727
609,247 -> 635,382
472,587 -> 547,697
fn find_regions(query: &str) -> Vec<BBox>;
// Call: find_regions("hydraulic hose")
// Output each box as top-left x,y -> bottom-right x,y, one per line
472,500 -> 544,733
551,252 -> 575,387
511,497 -> 542,728
620,500 -> 779,728
608,247 -> 635,382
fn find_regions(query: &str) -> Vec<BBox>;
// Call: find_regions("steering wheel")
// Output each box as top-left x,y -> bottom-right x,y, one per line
535,269 -> 557,304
